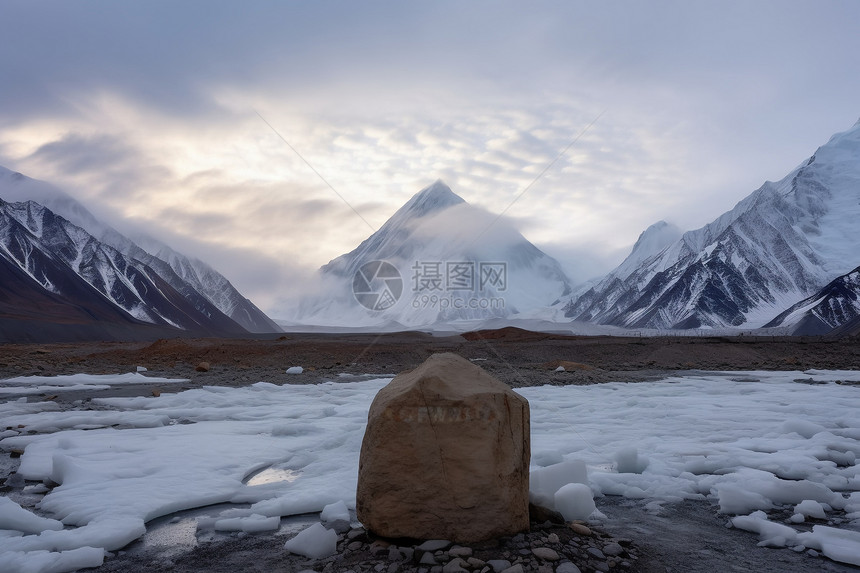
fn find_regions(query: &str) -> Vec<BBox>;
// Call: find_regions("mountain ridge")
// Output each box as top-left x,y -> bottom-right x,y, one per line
0,166 -> 280,335
0,199 -> 251,341
564,120 -> 860,332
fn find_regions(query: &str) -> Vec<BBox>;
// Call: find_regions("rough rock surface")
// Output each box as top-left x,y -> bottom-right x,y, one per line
357,353 -> 530,542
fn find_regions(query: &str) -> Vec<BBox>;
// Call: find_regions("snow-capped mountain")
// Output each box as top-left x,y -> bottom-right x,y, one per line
0,199 -> 251,340
291,180 -> 572,327
764,266 -> 860,335
564,120 -> 860,330
0,166 -> 279,334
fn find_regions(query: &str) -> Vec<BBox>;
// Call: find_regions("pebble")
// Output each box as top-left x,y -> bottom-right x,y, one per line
418,540 -> 452,552
347,527 -> 366,539
586,547 -> 605,559
389,547 -> 404,561
442,557 -> 469,572
273,518 -> 640,573
487,559 -> 511,572
603,542 -> 624,557
532,547 -> 560,561
448,546 -> 473,558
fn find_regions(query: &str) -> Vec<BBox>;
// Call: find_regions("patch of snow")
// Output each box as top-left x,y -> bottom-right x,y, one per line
0,497 -> 64,533
731,510 -> 799,547
0,373 -> 187,396
797,525 -> 860,566
2,370 -> 860,570
1,547 -> 105,573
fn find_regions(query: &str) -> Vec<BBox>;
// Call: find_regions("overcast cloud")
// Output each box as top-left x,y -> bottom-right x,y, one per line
1,1 -> 859,314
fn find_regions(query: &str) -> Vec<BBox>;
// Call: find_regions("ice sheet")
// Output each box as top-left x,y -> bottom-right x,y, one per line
2,370 -> 860,571
0,373 -> 189,396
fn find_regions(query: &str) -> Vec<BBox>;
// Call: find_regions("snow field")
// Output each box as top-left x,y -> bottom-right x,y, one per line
0,373 -> 188,396
1,370 -> 860,571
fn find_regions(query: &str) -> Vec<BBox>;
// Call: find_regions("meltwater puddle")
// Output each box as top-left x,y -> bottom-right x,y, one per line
243,466 -> 301,486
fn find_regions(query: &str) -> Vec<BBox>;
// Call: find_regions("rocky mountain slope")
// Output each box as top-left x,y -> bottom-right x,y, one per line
564,120 -> 860,332
0,166 -> 279,334
0,198 -> 253,341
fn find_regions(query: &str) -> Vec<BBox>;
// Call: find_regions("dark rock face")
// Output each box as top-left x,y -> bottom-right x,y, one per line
765,266 -> 860,335
356,353 -> 530,543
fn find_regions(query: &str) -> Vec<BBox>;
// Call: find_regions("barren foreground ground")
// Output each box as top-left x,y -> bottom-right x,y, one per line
2,329 -> 859,573
3,328 -> 859,389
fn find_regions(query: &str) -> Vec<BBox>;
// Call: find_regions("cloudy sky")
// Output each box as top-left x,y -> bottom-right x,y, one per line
2,1 -> 859,315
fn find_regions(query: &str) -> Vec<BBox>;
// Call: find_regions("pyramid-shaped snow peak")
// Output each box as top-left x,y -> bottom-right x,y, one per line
396,180 -> 465,219
296,181 -> 573,327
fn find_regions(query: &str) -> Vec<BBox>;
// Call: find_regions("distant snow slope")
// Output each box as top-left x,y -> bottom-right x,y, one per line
565,120 -> 860,331
291,180 -> 573,327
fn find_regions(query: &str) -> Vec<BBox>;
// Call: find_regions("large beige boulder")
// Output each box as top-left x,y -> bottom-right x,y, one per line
356,353 -> 530,542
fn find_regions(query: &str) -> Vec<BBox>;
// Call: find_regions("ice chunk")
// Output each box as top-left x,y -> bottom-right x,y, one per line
794,499 -> 826,520
797,525 -> 860,566
320,500 -> 349,523
285,367 -> 303,374
715,484 -> 773,514
529,459 -> 588,509
554,483 -> 596,521
320,499 -> 350,532
614,447 -> 648,474
284,522 -> 337,559
731,511 -> 798,547
417,539 -> 451,551
0,497 -> 64,534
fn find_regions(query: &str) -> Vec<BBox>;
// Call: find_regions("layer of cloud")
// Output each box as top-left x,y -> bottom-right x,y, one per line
2,1 -> 859,315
